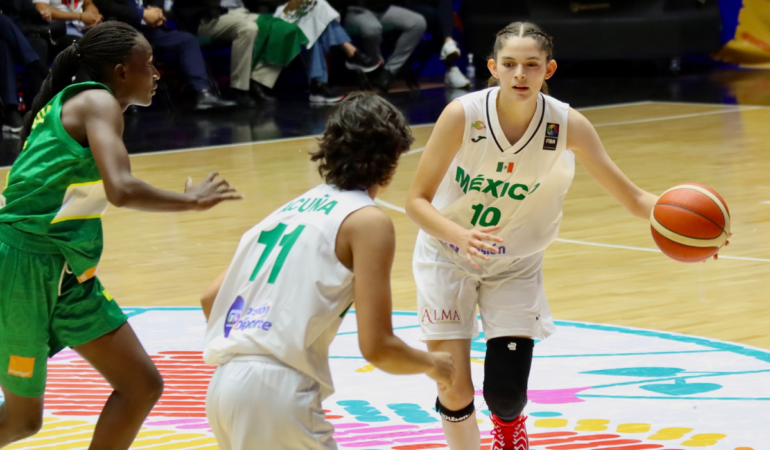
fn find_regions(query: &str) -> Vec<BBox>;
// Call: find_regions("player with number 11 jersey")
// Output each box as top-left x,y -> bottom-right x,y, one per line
202,93 -> 454,450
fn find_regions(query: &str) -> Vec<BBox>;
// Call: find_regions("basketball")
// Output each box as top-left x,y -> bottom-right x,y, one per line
650,183 -> 731,263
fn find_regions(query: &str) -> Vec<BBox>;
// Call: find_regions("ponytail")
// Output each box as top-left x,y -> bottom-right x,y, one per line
486,22 -> 554,95
20,44 -> 81,144
19,21 -> 142,146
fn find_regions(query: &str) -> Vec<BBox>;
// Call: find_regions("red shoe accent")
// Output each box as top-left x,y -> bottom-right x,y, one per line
490,414 -> 529,450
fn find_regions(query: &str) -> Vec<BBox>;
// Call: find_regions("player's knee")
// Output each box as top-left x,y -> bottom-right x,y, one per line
484,390 -> 527,421
483,337 -> 534,421
144,371 -> 165,403
129,366 -> 165,405
435,397 -> 474,423
437,381 -> 474,411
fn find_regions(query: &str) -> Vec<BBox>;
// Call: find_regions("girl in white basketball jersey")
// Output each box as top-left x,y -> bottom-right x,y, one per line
200,93 -> 454,450
406,23 -> 666,450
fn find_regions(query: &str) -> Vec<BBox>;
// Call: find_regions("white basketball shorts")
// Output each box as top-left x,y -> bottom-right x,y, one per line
206,356 -> 336,450
413,235 -> 556,341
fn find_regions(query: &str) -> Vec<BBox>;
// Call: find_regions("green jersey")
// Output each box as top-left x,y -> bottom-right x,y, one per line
0,82 -> 111,282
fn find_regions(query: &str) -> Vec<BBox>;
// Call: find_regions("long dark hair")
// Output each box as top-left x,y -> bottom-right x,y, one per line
20,21 -> 142,145
487,22 -> 554,94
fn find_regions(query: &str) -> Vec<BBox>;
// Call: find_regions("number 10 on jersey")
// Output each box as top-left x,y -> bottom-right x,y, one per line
470,204 -> 501,227
250,223 -> 305,283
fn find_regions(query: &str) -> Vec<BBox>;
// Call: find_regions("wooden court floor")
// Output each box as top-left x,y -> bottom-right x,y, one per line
2,101 -> 769,349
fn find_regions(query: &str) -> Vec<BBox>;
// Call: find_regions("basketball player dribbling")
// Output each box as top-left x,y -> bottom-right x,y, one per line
201,92 -> 455,450
406,22 -> 725,450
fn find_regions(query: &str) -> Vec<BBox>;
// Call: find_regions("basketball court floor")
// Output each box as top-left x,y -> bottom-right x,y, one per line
1,88 -> 769,449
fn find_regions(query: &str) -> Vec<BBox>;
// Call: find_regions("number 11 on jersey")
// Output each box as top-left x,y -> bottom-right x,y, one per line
250,223 -> 306,283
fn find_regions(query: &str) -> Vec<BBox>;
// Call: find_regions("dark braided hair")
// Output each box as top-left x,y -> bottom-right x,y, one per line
487,22 -> 554,94
20,21 -> 142,145
311,92 -> 414,190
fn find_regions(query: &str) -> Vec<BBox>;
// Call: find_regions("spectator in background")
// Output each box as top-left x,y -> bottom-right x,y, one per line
93,0 -> 236,110
0,13 -> 49,132
172,0 -> 275,107
32,0 -> 102,46
274,0 -> 380,103
330,0 -> 426,93
402,0 -> 468,88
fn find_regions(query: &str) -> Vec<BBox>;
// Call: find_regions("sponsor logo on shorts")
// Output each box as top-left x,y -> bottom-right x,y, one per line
8,355 -> 34,378
421,306 -> 461,326
224,296 -> 245,338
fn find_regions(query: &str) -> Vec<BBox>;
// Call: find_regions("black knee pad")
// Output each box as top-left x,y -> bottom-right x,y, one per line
435,398 -> 475,422
483,336 -> 534,422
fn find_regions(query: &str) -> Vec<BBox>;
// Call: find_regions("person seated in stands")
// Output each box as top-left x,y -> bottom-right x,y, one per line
1,0 -> 78,68
0,12 -> 49,133
274,0 -> 380,103
329,0 -> 426,93
401,0 -> 468,89
93,0 -> 236,110
32,0 -> 103,42
172,0 -> 280,107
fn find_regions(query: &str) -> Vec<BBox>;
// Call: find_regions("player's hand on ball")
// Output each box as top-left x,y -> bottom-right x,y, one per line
185,172 -> 243,211
455,225 -> 504,268
427,351 -> 454,388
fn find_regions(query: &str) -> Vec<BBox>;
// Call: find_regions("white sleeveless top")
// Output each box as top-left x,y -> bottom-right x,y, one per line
204,184 -> 375,399
418,87 -> 575,275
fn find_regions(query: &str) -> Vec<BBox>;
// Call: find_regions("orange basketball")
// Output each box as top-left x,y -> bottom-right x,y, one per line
650,183 -> 730,263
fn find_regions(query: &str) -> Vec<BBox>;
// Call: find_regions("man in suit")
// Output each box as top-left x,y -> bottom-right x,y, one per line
93,0 -> 236,110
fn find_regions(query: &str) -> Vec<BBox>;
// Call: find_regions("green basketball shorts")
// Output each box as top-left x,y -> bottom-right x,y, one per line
0,226 -> 127,397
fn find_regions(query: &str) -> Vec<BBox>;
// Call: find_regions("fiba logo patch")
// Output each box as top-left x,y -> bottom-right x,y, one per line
224,296 -> 245,338
543,122 -> 559,150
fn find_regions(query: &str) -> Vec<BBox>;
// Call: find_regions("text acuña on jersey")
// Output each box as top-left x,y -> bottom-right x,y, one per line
279,194 -> 338,215
455,166 -> 540,199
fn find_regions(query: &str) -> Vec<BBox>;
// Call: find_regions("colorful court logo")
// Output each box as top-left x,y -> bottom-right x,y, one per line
1,307 -> 765,450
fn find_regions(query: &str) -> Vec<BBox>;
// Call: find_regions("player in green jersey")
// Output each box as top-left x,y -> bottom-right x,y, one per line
0,22 -> 241,449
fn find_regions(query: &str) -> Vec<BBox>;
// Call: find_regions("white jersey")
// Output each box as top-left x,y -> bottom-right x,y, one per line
419,87 -> 575,273
204,184 -> 375,399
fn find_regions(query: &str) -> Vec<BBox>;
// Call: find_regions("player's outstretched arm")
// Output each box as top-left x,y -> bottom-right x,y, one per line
406,101 -> 502,268
78,90 -> 242,212
340,206 -> 453,386
568,108 -> 658,220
